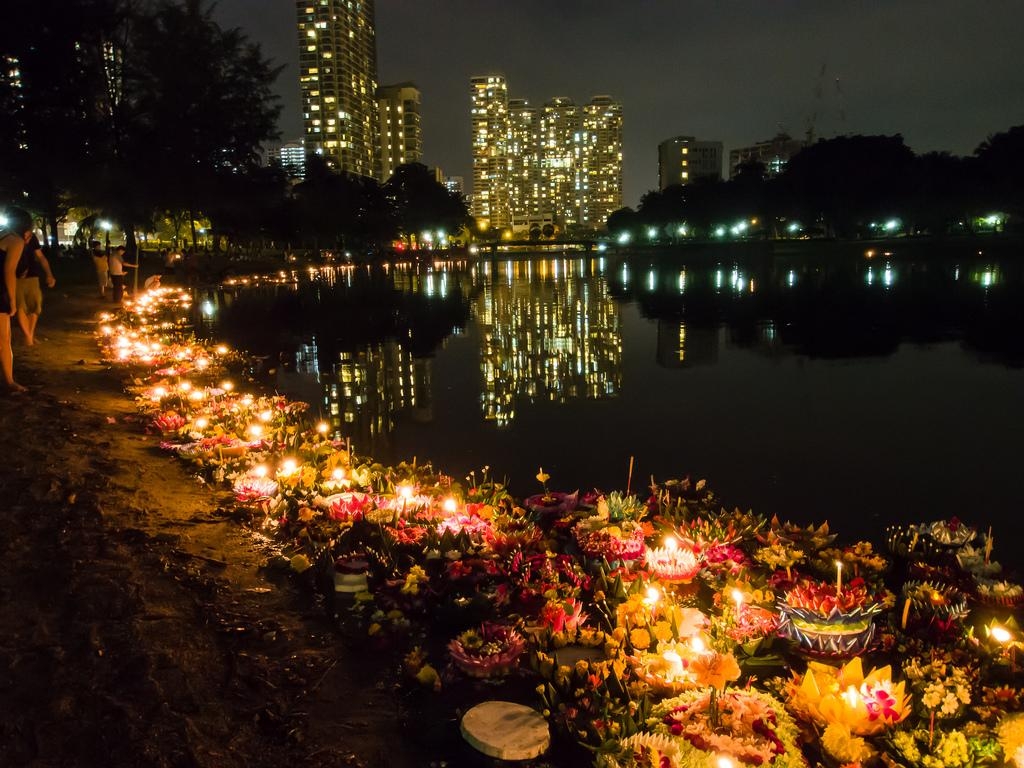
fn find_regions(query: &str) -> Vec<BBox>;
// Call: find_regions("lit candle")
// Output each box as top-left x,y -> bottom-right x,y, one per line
985,526 -> 994,565
901,598 -> 911,630
731,588 -> 744,614
664,535 -> 678,551
663,649 -> 684,681
443,497 -> 458,514
836,561 -> 843,594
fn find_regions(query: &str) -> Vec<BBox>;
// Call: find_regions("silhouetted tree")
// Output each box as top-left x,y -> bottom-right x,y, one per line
780,135 -> 916,237
382,163 -> 470,247
974,125 -> 1024,218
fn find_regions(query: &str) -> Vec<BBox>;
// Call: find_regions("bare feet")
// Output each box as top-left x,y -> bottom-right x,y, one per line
4,382 -> 28,394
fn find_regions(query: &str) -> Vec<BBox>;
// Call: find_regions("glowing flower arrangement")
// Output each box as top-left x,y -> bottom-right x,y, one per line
785,657 -> 910,737
777,577 -> 882,657
448,622 -> 526,678
611,686 -> 806,768
232,470 -> 279,505
900,580 -> 969,632
645,535 -> 702,583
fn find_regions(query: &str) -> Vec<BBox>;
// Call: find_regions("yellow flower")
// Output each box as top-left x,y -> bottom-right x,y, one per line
630,628 -> 652,650
297,506 -> 319,523
822,723 -> 874,763
401,565 -> 428,595
651,621 -> 674,643
536,467 -> 550,485
416,663 -> 441,691
689,651 -> 741,691
997,713 -> 1024,759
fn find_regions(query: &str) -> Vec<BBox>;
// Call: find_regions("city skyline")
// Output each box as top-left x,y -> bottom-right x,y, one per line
216,0 -> 1024,207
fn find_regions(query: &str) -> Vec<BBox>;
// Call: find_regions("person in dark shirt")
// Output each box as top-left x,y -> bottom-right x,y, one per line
15,233 -> 56,346
0,206 -> 34,393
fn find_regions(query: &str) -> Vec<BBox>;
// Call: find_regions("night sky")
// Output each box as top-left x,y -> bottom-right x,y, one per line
212,0 -> 1024,206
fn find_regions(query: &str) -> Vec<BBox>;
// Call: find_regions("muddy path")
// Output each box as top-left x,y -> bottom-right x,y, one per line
0,270 -> 427,768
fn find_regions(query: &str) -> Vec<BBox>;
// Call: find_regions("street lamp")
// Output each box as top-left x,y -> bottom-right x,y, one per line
99,220 -> 112,252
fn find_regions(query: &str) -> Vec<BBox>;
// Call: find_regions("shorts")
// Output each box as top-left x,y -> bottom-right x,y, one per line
16,277 -> 42,314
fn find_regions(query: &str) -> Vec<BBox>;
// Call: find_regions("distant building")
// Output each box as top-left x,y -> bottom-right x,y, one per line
444,176 -> 464,196
729,132 -> 805,178
295,0 -> 379,178
471,75 -> 623,232
539,97 -> 579,227
377,82 -> 421,182
470,75 -> 511,229
580,95 -> 623,229
658,136 -> 723,189
508,99 -> 542,222
278,140 -> 306,179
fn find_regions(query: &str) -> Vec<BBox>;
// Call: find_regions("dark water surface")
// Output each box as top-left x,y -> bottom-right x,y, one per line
196,242 -> 1024,555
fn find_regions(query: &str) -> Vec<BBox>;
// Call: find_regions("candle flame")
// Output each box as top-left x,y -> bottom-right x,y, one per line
993,626 -> 1012,644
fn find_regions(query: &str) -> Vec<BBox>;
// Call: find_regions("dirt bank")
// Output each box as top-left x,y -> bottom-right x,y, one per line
0,264 -> 422,768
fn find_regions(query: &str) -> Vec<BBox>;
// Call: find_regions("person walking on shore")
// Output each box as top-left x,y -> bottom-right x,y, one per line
90,239 -> 109,297
108,245 -> 137,302
0,207 -> 34,393
15,233 -> 56,346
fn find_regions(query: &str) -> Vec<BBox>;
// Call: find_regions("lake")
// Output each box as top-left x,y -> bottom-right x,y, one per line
195,240 -> 1024,557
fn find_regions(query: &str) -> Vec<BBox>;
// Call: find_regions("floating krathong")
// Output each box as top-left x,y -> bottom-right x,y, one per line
448,622 -> 526,678
786,657 -> 910,736
900,580 -> 969,631
645,536 -> 702,583
778,579 -> 881,657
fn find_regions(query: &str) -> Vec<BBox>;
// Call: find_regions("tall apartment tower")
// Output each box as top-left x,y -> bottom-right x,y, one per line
508,99 -> 542,224
539,97 -> 579,227
470,75 -> 511,229
377,82 -> 422,182
580,96 -> 623,228
295,0 -> 379,178
472,75 -> 622,232
658,136 -> 723,189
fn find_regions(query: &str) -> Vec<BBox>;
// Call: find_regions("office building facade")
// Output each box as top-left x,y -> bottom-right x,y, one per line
658,136 -> 723,189
377,82 -> 421,182
728,132 -> 805,178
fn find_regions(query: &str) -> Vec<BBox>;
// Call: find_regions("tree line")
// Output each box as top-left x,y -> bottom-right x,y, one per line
0,0 -> 468,256
611,129 -> 1024,242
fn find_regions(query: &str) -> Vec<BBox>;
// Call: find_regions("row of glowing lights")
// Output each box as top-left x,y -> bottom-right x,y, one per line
107,291 -> 1024,768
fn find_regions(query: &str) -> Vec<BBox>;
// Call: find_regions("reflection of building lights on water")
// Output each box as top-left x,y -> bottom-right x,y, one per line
621,263 -> 629,286
866,267 -> 874,286
201,299 -> 216,318
647,269 -> 656,291
715,269 -> 723,290
787,270 -> 797,287
678,270 -> 686,293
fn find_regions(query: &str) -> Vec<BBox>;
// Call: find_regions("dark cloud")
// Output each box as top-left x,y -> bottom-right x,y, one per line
214,0 -> 1024,206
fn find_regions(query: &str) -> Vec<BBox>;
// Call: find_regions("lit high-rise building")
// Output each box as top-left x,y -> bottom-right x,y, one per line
472,76 -> 622,233
470,75 -> 511,229
377,82 -> 421,182
579,96 -> 623,228
278,139 -> 306,178
658,136 -> 723,189
539,97 -> 579,227
295,0 -> 378,178
508,99 -> 542,224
